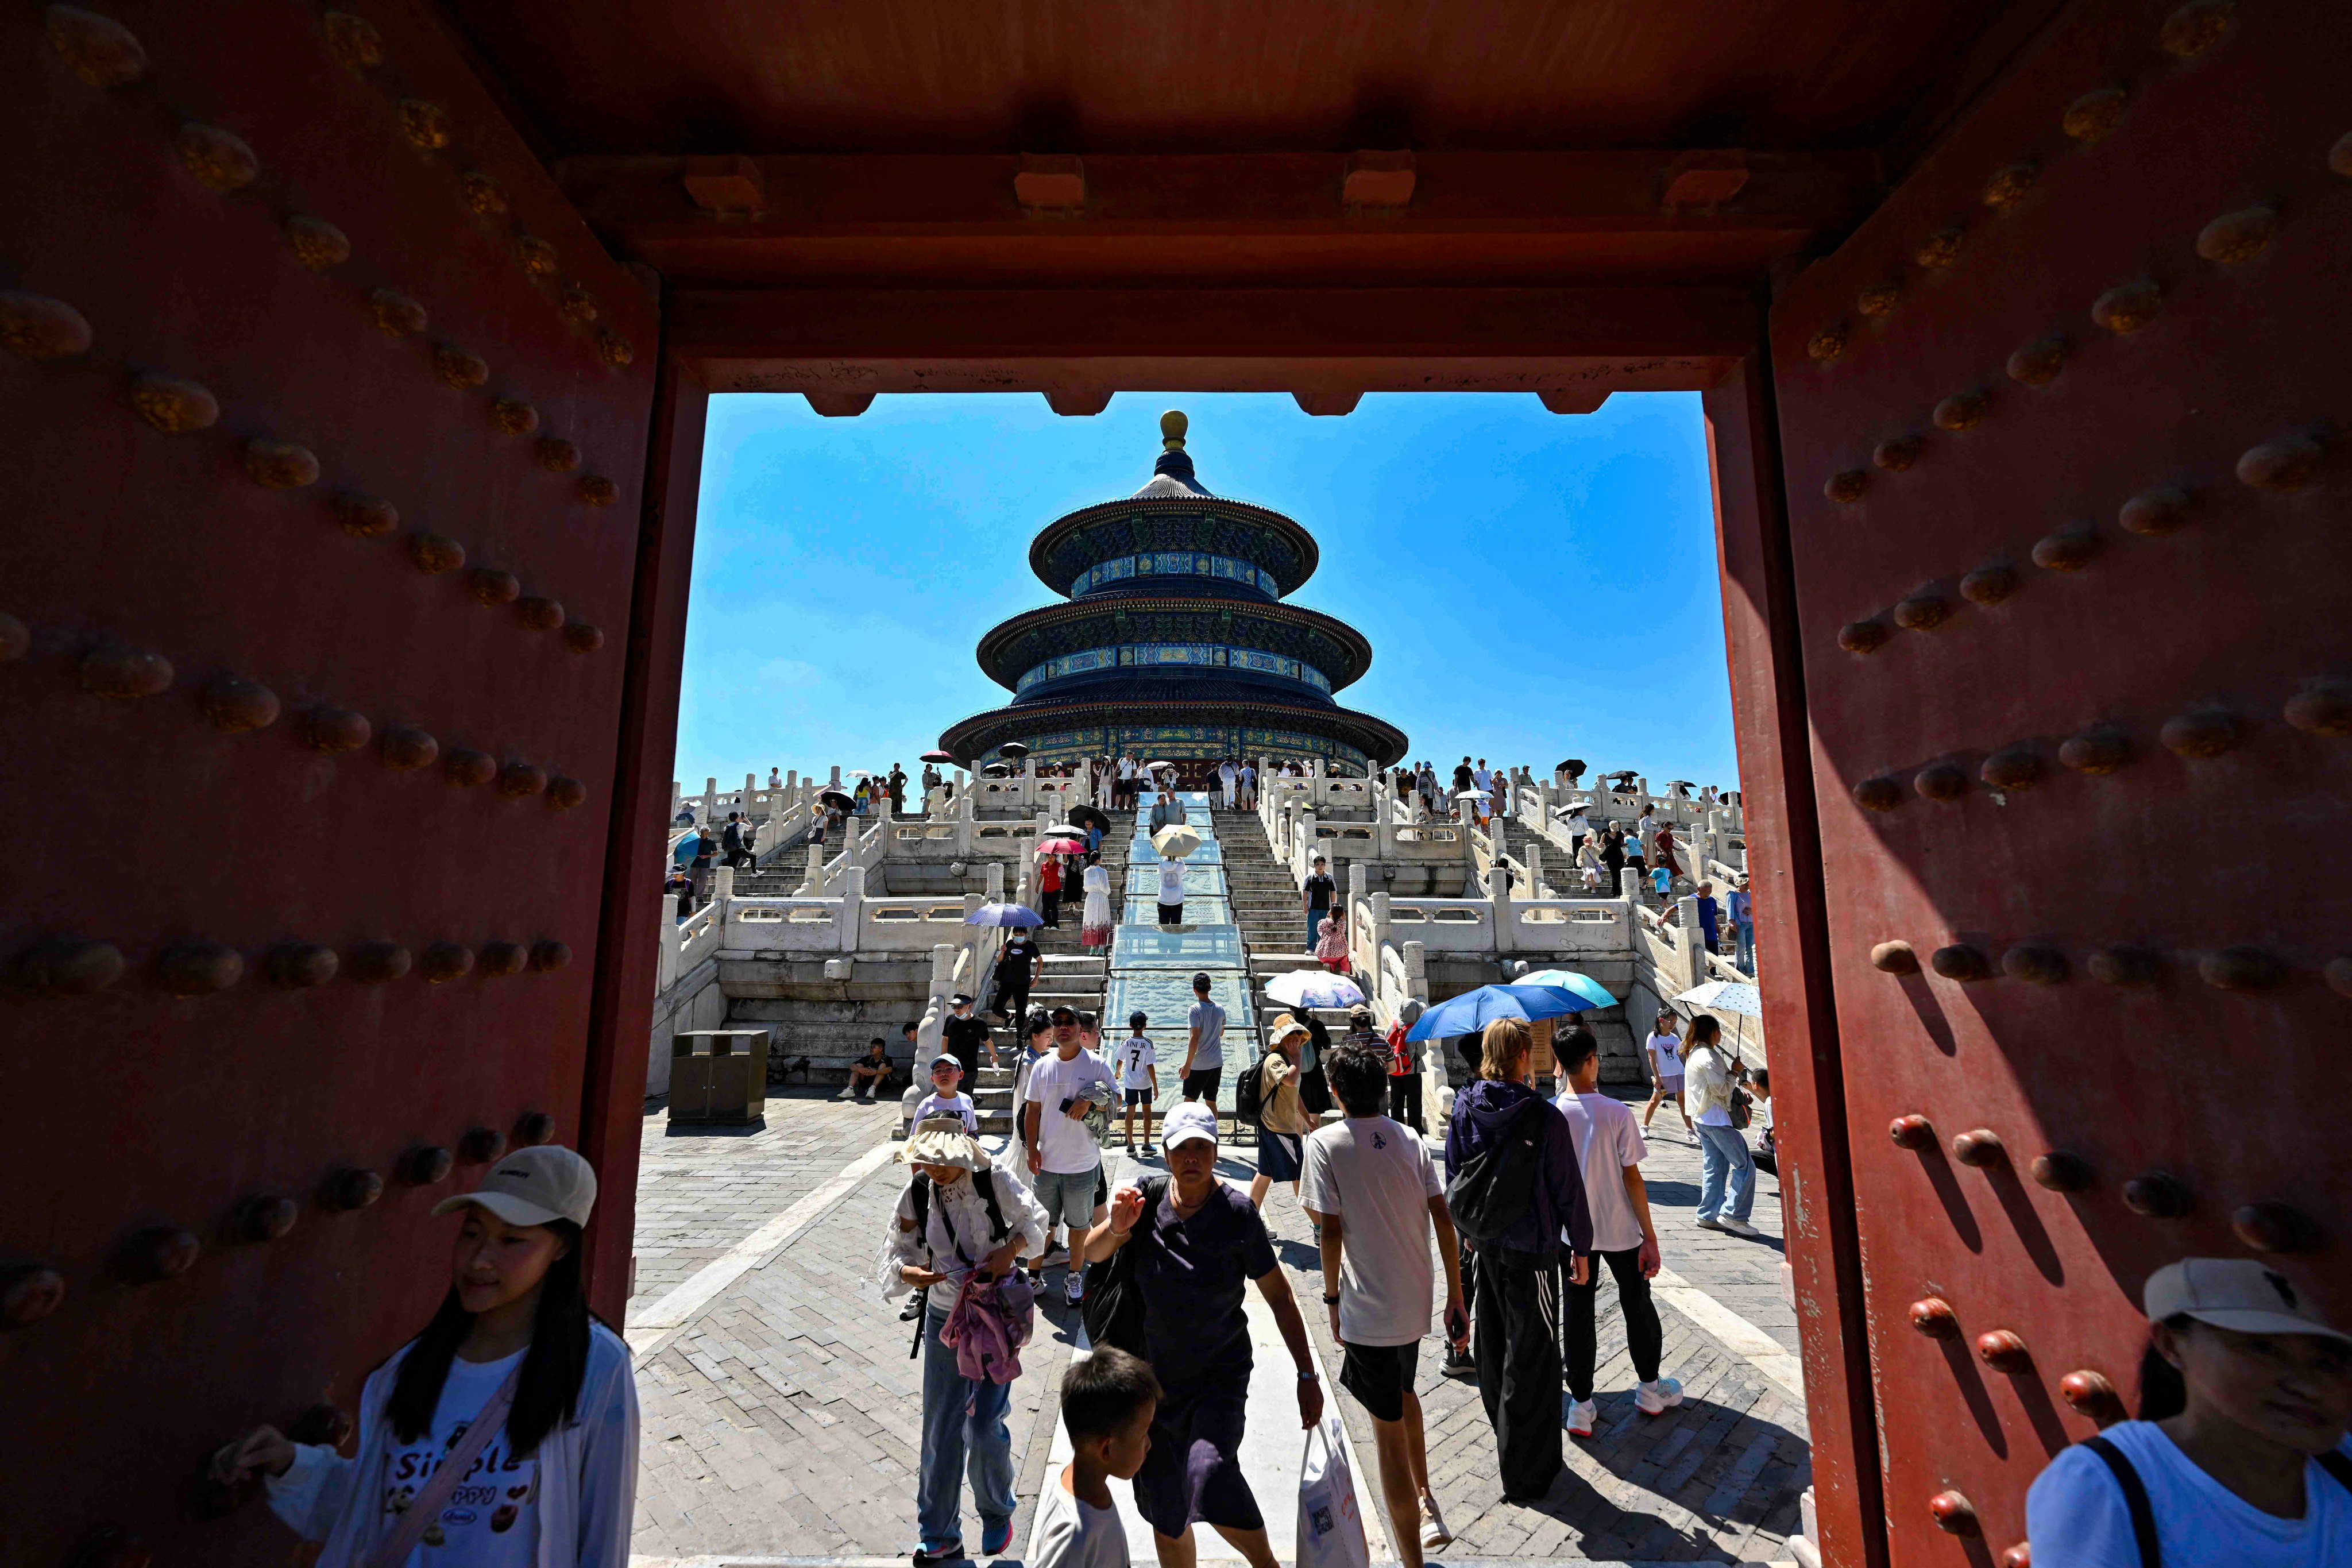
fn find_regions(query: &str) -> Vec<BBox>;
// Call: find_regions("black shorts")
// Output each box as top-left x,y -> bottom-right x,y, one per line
1339,1340 -> 1420,1424
1123,1087 -> 1153,1106
1182,1068 -> 1221,1102
1158,902 -> 1183,925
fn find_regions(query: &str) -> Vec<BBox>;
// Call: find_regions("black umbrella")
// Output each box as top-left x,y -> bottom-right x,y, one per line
1557,758 -> 1587,778
1067,804 -> 1110,831
981,762 -> 1014,777
818,787 -> 856,809
998,741 -> 1030,759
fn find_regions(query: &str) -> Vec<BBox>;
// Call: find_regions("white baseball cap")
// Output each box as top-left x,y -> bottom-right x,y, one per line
432,1144 -> 597,1229
2144,1257 -> 2351,1346
1162,1101 -> 1219,1150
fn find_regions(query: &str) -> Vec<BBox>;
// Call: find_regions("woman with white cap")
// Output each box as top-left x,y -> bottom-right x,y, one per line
879,1116 -> 1050,1566
2026,1256 -> 2352,1565
210,1144 -> 638,1566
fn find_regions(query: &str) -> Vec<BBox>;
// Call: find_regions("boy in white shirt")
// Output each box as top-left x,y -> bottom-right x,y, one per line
1028,1346 -> 1160,1568
910,1054 -> 979,1134
1554,1028 -> 1681,1437
1112,1011 -> 1159,1157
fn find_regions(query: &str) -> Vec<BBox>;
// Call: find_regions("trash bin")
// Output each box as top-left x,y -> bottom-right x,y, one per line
670,1029 -> 771,1123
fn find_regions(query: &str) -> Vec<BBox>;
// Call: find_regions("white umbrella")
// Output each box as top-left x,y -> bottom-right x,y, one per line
1675,979 -> 1763,1065
1264,970 -> 1366,1011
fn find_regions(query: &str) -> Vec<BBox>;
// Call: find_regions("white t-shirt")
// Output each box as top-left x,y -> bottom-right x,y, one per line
1554,1090 -> 1650,1253
1646,1032 -> 1684,1082
1298,1116 -> 1443,1347
1024,1049 -> 1117,1174
1157,860 -> 1186,903
911,1090 -> 978,1133
1113,1036 -> 1157,1091
1028,1465 -> 1129,1568
2026,1421 -> 2352,1568
381,1347 -> 539,1567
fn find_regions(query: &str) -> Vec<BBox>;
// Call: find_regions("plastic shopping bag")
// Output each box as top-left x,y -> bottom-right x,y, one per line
1296,1410 -> 1369,1568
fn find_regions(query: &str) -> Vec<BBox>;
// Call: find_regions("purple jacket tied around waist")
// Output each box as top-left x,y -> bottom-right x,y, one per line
1444,1077 -> 1594,1260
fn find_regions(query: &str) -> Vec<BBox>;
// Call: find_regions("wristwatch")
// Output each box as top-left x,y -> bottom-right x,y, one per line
1322,1292 -> 1341,1304
1297,1368 -> 1320,1382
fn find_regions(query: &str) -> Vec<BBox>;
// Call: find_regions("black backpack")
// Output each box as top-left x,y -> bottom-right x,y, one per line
1233,1060 -> 1265,1125
1080,1177 -> 1167,1356
1445,1097 -> 1552,1246
908,1168 -> 1009,1253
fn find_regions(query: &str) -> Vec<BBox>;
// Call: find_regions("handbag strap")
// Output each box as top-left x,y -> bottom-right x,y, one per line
2081,1436 -> 2160,1568
365,1358 -> 526,1568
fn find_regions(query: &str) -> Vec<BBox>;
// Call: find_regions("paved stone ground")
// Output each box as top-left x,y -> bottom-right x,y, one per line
625,1086 -> 1803,1563
631,1086 -> 904,1310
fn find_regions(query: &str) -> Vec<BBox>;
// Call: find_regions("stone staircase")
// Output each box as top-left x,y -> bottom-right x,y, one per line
1215,810 -> 1312,964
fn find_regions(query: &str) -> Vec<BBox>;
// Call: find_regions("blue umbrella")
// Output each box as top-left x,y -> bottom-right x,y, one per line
1405,983 -> 1592,1042
965,902 -> 1044,928
1509,968 -> 1617,1009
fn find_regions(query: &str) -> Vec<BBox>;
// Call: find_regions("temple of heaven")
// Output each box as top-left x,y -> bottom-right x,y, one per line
938,411 -> 1408,778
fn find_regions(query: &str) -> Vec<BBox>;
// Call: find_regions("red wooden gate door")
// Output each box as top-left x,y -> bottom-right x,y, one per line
1767,0 -> 2350,1558
0,5 -> 655,1558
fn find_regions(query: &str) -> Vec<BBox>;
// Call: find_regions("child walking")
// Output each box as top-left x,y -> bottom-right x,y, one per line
1027,1346 -> 1161,1568
1114,1011 -> 1160,1157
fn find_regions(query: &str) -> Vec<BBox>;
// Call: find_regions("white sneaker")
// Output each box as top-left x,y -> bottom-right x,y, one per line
1565,1397 -> 1597,1438
1064,1274 -> 1085,1306
1717,1217 -> 1762,1238
1419,1492 -> 1452,1549
1636,1377 -> 1684,1415
1694,1215 -> 1727,1231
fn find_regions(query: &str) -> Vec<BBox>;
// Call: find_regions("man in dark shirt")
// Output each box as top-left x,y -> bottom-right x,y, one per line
721,811 -> 748,869
1452,757 -> 1475,798
994,933 -> 1041,1025
1302,853 -> 1337,954
941,992 -> 996,1076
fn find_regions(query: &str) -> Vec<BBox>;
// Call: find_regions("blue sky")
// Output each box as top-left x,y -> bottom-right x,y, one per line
676,391 -> 1738,793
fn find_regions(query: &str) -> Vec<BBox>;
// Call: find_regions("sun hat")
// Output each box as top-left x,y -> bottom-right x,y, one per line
1268,1012 -> 1310,1046
431,1144 -> 597,1229
899,1115 -> 990,1172
2144,1257 -> 2351,1346
1161,1101 -> 1219,1150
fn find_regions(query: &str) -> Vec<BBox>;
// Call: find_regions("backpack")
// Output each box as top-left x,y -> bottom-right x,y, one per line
1233,1059 -> 1265,1126
1080,1176 -> 1167,1356
1445,1096 -> 1552,1247
909,1169 -> 1010,1252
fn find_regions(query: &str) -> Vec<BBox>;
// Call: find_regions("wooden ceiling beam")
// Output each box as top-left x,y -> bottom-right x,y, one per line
558,150 -> 1877,288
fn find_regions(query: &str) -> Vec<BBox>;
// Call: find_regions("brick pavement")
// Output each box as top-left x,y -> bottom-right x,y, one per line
631,1086 -> 903,1311
624,1083 -> 1805,1562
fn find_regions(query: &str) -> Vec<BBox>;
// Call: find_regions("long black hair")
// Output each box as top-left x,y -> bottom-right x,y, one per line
387,1218 -> 594,1455
2138,1312 -> 2195,1420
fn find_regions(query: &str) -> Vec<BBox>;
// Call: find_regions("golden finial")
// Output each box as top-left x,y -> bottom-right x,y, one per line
1160,408 -> 1188,451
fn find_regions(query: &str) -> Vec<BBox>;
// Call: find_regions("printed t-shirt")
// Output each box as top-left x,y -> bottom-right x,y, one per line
1027,1466 -> 1130,1568
1303,872 -> 1337,911
1554,1090 -> 1650,1253
1646,1032 -> 1683,1081
1024,1049 -> 1117,1174
1133,1181 -> 1278,1389
2025,1422 -> 2352,1568
1187,1000 -> 1227,1069
1114,1036 -> 1157,1091
1157,861 -> 1186,905
912,1091 -> 978,1133
381,1347 -> 538,1566
999,939 -> 1040,986
1298,1117 -> 1443,1346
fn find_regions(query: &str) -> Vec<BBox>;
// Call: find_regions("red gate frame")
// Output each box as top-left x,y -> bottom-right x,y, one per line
584,291 -> 1887,1568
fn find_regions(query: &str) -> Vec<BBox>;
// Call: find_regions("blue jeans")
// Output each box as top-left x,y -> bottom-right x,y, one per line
1696,1123 -> 1756,1223
1735,922 -> 1755,972
1307,911 -> 1328,952
918,1306 -> 1015,1551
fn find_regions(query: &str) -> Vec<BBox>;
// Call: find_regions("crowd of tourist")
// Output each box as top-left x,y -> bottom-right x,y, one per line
192,988 -> 2347,1568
